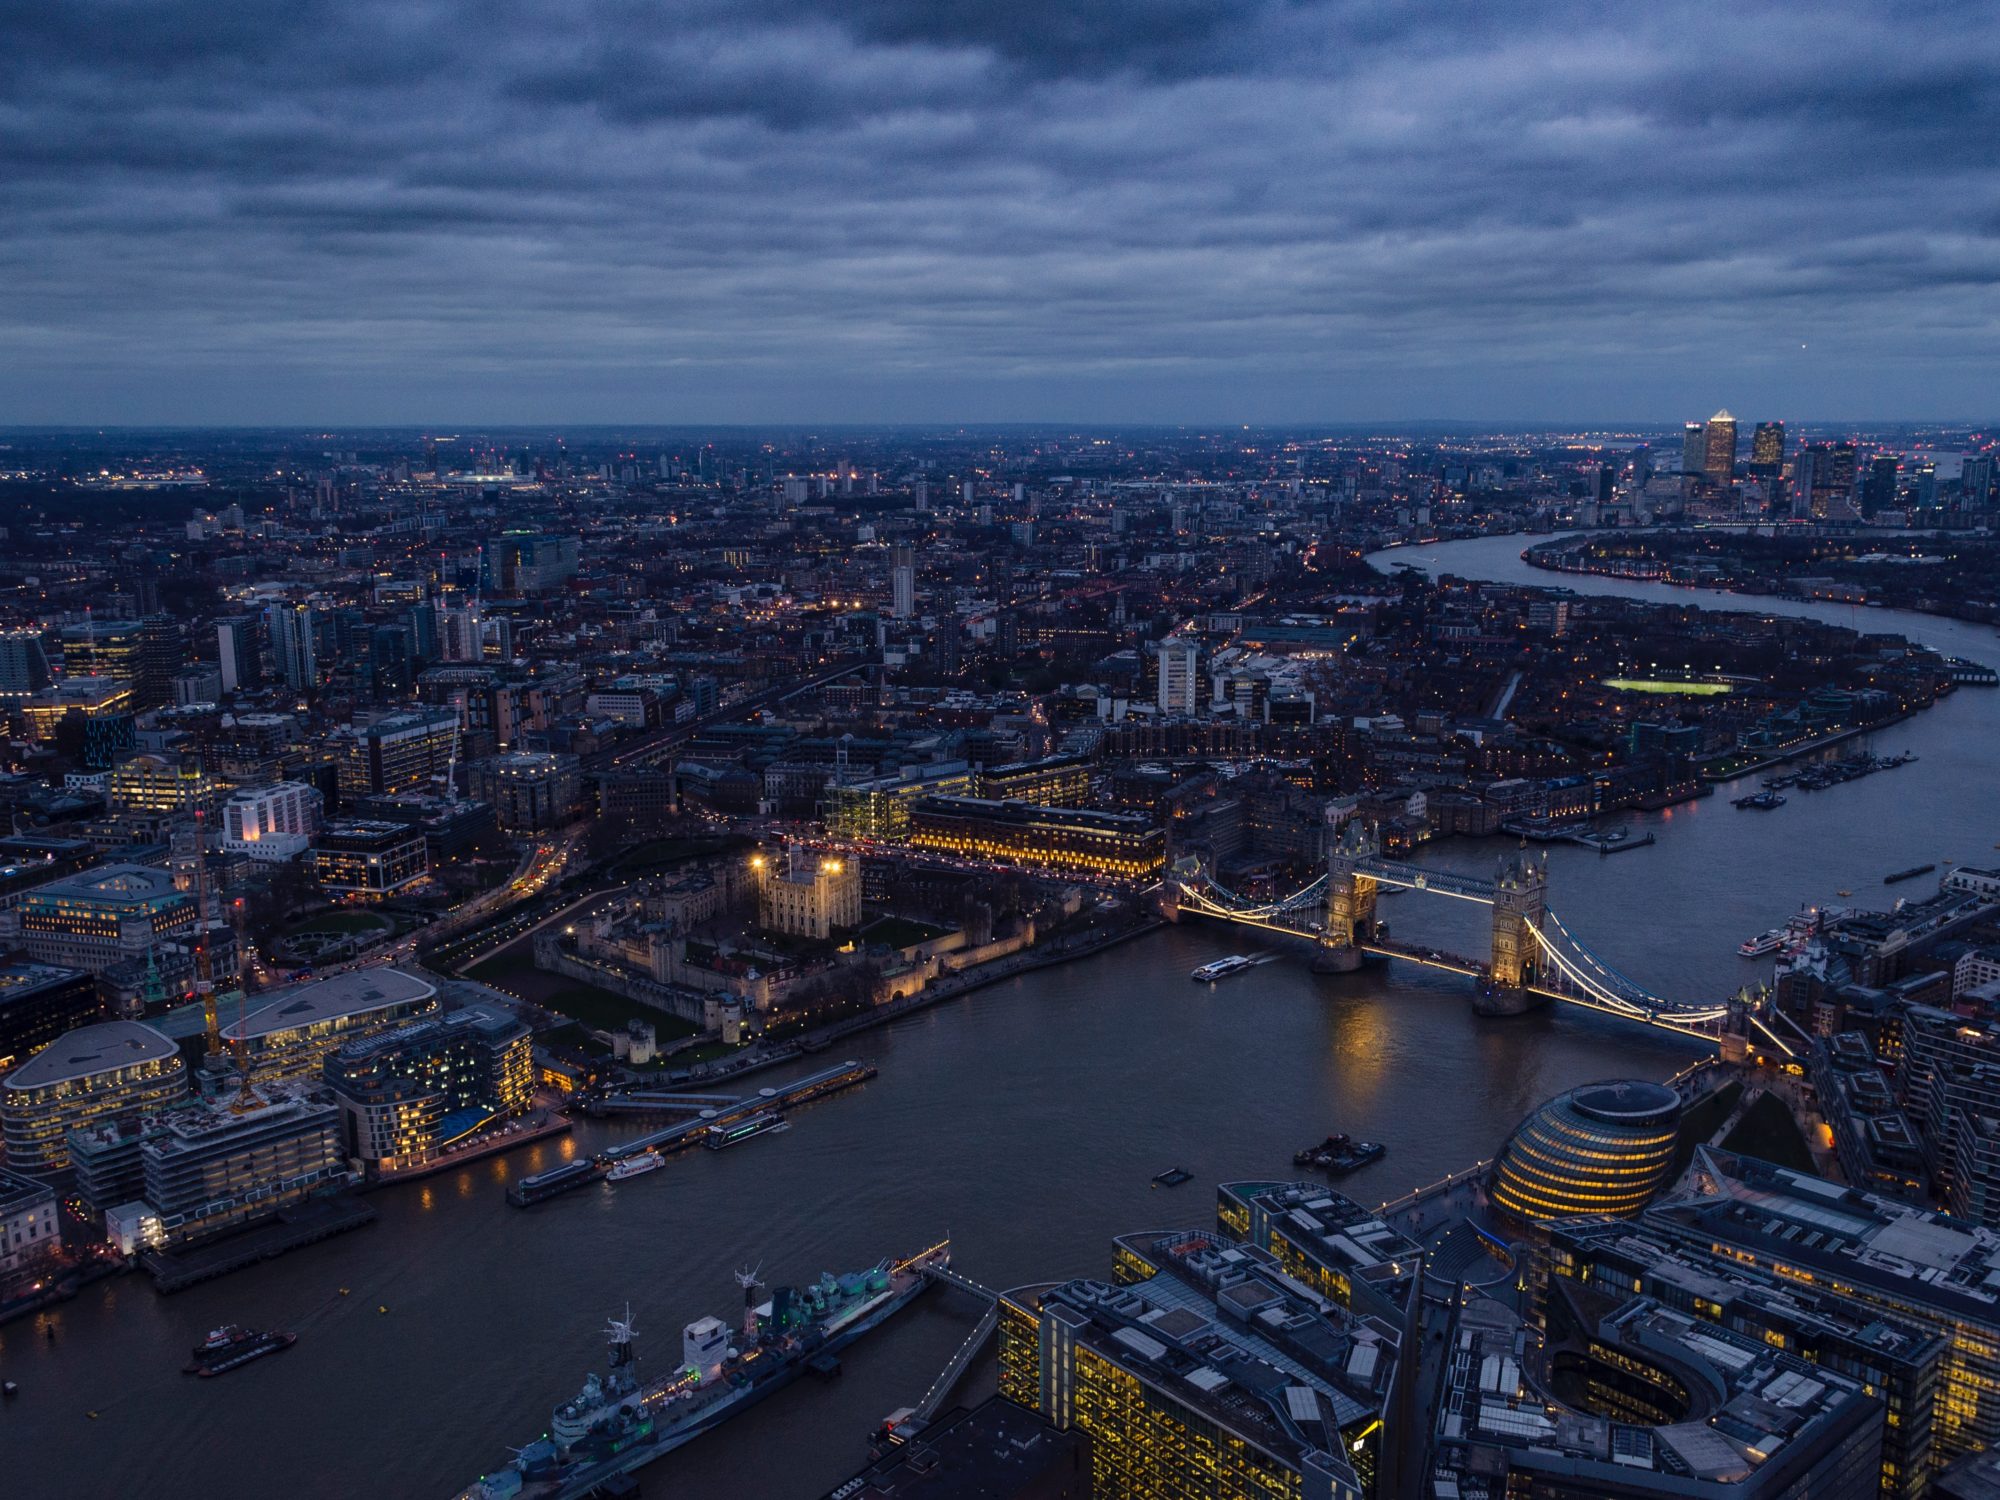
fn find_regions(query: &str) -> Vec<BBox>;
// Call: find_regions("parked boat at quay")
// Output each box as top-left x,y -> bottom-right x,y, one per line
1292,1134 -> 1385,1174
454,1244 -> 950,1500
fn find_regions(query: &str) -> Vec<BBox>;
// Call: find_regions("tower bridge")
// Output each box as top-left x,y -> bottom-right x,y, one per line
1169,822 -> 1735,1040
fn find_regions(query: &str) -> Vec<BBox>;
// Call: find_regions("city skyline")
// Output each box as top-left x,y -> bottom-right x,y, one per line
4,0 -> 1997,425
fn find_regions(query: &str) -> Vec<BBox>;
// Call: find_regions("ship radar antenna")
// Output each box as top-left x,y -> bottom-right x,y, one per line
604,1304 -> 639,1366
736,1265 -> 763,1340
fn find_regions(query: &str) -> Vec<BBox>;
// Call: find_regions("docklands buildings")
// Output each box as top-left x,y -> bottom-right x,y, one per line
999,1228 -> 1396,1500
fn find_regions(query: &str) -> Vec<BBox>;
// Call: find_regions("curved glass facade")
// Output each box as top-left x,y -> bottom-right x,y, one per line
1490,1080 -> 1680,1224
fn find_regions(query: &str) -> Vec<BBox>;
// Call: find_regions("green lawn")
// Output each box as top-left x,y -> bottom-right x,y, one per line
468,954 -> 700,1040
859,916 -> 954,950
289,909 -> 394,936
1721,1090 -> 1817,1173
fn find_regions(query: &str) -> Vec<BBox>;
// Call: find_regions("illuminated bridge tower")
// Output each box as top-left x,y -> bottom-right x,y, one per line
1487,847 -> 1549,1006
1318,820 -> 1380,973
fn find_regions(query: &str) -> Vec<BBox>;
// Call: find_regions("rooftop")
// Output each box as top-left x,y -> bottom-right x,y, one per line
223,968 -> 437,1042
4,1019 -> 179,1090
22,862 -> 184,905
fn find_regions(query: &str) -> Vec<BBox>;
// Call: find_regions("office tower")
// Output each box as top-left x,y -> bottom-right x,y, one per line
215,615 -> 260,692
890,544 -> 916,620
912,479 -> 930,513
333,707 -> 460,796
265,600 -> 318,690
1863,455 -> 1900,516
1750,420 -> 1786,477
1,1020 -> 188,1175
1703,408 -> 1738,482
0,628 -> 52,702
60,617 -> 143,681
1681,421 -> 1706,475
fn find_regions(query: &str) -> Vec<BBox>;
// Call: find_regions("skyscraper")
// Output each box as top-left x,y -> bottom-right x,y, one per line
215,615 -> 261,693
1863,455 -> 1900,516
0,629 -> 52,702
1156,637 -> 1199,715
265,600 -> 318,691
889,544 -> 915,620
1749,420 -> 1786,476
1703,408 -> 1738,482
1680,421 -> 1706,475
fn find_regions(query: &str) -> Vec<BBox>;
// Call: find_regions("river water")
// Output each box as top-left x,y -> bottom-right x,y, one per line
3,533 -> 1995,1500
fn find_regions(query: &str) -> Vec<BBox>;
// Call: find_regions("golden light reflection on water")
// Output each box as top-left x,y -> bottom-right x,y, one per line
1324,997 -> 1390,1112
420,1186 -> 435,1211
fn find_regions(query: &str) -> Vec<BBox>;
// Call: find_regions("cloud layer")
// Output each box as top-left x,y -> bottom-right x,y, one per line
2,0 -> 1996,423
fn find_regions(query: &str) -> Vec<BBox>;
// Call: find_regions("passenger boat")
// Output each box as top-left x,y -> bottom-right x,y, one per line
702,1111 -> 789,1150
1190,955 -> 1254,982
183,1325 -> 297,1377
605,1151 -> 665,1182
1738,929 -> 1785,958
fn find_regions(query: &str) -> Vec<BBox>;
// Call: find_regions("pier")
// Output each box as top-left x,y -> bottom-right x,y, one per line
510,1061 -> 879,1206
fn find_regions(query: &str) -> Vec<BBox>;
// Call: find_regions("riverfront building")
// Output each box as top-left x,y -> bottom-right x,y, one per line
323,1004 -> 532,1172
220,969 -> 440,1083
136,1081 -> 346,1247
0,1167 -> 62,1285
1,863 -> 197,974
1489,1079 -> 1681,1224
999,1229 -> 1385,1500
0,1020 -> 188,1174
909,796 -> 1166,879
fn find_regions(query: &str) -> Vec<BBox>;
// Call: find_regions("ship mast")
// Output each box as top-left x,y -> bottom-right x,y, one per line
735,1266 -> 762,1342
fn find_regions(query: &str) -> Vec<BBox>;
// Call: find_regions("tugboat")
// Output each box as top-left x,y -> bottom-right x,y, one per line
183,1325 -> 297,1377
1293,1134 -> 1386,1175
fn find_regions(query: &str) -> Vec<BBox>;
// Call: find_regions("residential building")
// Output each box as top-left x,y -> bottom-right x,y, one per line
265,599 -> 318,691
322,1003 -> 532,1172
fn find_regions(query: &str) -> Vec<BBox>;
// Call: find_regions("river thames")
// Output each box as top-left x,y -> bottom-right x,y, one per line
4,533 -> 1995,1499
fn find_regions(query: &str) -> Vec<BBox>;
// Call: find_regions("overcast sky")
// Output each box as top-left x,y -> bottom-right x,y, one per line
2,0 -> 1995,426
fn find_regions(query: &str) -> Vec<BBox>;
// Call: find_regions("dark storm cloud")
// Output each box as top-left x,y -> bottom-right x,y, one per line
0,0 -> 1995,422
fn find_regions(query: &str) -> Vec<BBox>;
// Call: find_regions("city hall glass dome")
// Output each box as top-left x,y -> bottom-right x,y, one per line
1490,1080 -> 1681,1224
